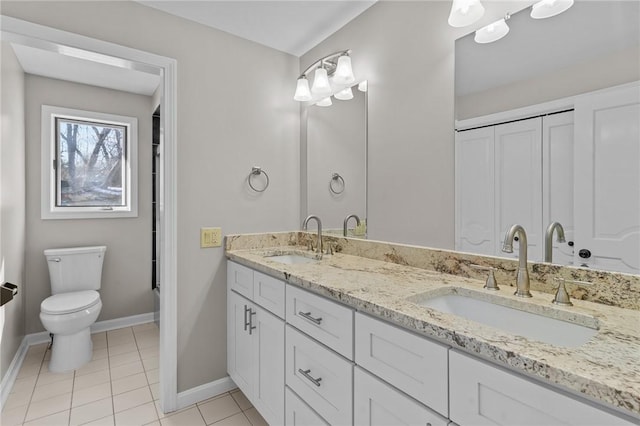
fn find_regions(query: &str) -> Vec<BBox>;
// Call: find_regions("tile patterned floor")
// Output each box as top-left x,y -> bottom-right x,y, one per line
1,324 -> 267,426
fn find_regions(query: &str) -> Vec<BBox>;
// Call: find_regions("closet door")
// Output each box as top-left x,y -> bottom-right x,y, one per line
574,85 -> 640,274
455,126 -> 495,255
494,118 -> 543,261
542,111 -> 575,265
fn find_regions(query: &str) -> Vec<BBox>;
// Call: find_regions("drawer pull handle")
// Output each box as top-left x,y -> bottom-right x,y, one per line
298,368 -> 322,387
299,311 -> 323,325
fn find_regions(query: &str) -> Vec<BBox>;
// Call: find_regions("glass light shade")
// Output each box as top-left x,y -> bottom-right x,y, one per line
293,77 -> 312,101
311,67 -> 332,97
474,18 -> 509,44
448,0 -> 485,27
316,97 -> 332,107
334,87 -> 354,101
531,0 -> 574,19
358,81 -> 368,92
333,55 -> 355,84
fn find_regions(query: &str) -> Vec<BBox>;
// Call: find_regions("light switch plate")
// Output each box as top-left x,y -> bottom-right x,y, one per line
200,227 -> 222,248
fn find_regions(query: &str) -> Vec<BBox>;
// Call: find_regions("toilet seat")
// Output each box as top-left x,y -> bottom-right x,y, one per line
41,290 -> 100,315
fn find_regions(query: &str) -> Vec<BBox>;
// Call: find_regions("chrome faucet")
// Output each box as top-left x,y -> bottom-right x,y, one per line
502,224 -> 532,298
302,215 -> 322,256
343,214 -> 361,237
544,222 -> 566,263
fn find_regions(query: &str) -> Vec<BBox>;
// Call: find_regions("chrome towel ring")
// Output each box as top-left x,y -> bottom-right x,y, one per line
329,173 -> 345,194
248,167 -> 270,192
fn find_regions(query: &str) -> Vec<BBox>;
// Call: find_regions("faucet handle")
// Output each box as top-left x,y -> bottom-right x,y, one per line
552,278 -> 593,306
470,264 -> 500,291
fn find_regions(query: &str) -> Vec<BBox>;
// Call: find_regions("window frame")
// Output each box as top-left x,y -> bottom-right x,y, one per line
41,105 -> 138,219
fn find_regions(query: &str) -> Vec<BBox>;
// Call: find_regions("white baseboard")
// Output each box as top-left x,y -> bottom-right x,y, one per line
174,376 -> 237,412
0,336 -> 30,408
1,312 -> 155,404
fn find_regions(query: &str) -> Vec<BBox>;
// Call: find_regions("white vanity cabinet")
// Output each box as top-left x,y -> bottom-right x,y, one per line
449,350 -> 635,426
227,262 -> 285,426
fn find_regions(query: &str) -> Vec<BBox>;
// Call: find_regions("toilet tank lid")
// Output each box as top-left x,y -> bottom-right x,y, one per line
44,246 -> 107,256
41,290 -> 100,314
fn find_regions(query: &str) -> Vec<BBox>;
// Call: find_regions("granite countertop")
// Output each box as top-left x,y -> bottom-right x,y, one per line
226,242 -> 640,419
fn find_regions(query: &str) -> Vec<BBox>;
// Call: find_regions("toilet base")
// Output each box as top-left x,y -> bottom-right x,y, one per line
49,327 -> 93,373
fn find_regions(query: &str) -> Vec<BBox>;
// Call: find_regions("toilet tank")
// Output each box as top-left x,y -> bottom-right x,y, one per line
45,246 -> 107,294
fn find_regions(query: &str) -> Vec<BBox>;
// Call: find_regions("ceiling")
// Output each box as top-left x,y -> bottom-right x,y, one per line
137,1 -> 377,57
9,1 -> 376,97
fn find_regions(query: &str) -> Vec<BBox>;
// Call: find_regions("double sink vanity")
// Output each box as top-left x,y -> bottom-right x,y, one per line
225,231 -> 640,425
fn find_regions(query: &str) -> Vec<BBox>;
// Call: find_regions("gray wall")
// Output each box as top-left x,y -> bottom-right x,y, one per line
0,41 -> 27,381
301,1 -> 524,248
24,76 -> 154,334
1,0 -> 300,392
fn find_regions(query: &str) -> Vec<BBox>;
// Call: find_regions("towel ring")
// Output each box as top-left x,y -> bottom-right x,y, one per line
329,173 -> 345,195
248,167 -> 270,192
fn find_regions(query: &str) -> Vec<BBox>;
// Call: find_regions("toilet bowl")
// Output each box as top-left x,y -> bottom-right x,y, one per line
41,246 -> 106,373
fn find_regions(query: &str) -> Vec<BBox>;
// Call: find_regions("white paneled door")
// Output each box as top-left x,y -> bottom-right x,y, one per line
574,85 -> 640,274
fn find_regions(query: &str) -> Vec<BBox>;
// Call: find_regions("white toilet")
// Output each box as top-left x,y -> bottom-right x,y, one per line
40,245 -> 106,373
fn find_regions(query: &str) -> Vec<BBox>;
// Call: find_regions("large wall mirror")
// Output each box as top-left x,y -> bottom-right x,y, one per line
454,1 -> 640,274
304,82 -> 367,237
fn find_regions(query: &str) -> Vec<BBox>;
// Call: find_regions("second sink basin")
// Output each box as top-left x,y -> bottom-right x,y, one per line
414,290 -> 598,348
263,253 -> 319,265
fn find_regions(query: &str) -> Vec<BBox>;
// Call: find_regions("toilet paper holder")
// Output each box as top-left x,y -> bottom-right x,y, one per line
1,282 -> 18,307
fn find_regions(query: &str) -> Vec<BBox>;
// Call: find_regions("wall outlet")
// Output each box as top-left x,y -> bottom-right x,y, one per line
200,227 -> 222,248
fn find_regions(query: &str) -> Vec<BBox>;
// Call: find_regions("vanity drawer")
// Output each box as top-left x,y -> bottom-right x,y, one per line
355,312 -> 449,417
285,387 -> 329,426
285,326 -> 353,426
286,284 -> 354,359
227,261 -> 253,300
254,271 -> 285,319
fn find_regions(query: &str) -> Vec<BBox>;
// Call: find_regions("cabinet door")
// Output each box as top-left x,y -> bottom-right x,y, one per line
253,305 -> 285,426
354,313 -> 449,417
455,126 -> 496,255
227,291 -> 254,397
494,117 -> 543,261
285,387 -> 329,426
354,367 -> 448,426
574,85 -> 640,274
449,350 -> 634,426
542,111 -> 575,265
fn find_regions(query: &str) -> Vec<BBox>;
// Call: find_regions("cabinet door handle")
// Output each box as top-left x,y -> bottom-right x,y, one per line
244,305 -> 251,331
249,309 -> 257,335
298,368 -> 322,387
298,311 -> 322,325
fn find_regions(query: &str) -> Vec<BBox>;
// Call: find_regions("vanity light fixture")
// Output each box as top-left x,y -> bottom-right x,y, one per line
316,97 -> 333,107
357,80 -> 368,92
293,49 -> 355,102
474,14 -> 510,44
334,87 -> 354,101
530,0 -> 574,19
448,0 -> 485,28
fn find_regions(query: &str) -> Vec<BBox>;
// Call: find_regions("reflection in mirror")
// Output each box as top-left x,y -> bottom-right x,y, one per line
454,1 -> 640,275
305,82 -> 367,238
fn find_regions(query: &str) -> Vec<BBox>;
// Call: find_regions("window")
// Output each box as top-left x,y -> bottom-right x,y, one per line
42,105 -> 138,219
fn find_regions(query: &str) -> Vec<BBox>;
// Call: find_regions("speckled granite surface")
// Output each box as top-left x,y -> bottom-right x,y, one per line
226,232 -> 640,418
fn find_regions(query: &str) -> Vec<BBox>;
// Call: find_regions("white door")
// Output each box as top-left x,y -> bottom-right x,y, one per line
542,111 -> 575,265
227,291 -> 254,397
354,367 -> 448,426
253,305 -> 285,426
494,118 -> 543,261
574,84 -> 640,274
455,126 -> 495,255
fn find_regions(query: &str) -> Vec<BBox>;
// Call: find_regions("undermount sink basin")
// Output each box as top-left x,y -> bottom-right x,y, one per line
263,253 -> 319,265
415,290 -> 598,348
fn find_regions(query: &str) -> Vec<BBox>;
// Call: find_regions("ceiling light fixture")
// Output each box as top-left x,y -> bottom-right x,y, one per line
474,14 -> 510,44
293,49 -> 356,103
448,0 -> 485,27
530,0 -> 574,19
334,87 -> 354,101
